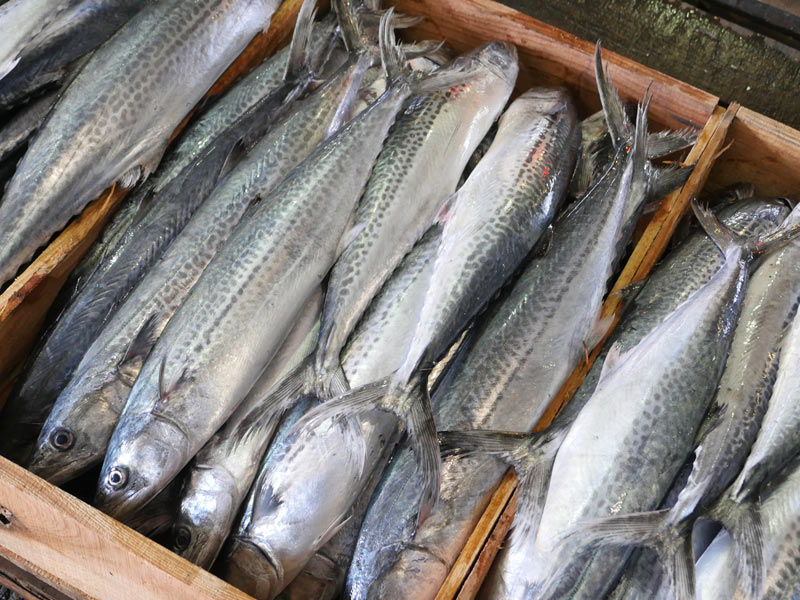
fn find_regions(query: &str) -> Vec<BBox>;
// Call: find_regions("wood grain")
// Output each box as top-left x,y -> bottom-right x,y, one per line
0,0 -> 309,405
392,0 -> 719,130
0,458 -> 254,600
437,103 -> 741,600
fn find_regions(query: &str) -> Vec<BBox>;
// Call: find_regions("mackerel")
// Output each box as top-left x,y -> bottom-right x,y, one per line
347,200 -> 788,600
313,41 -> 517,396
172,290 -> 322,568
4,3 -> 323,466
28,21 -> 369,485
94,17 -> 467,520
0,91 -> 55,163
0,0 -> 282,285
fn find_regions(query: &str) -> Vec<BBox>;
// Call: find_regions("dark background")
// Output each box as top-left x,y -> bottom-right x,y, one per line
503,0 -> 800,129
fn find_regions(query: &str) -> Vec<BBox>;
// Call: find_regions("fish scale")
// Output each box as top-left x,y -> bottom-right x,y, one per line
94,50 -> 433,520
314,42 -> 518,395
0,0 -> 280,285
28,52 -> 368,485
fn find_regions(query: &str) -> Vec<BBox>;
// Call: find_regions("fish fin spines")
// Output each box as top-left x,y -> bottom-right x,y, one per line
646,128 -> 698,159
593,42 -> 631,148
284,0 -> 317,82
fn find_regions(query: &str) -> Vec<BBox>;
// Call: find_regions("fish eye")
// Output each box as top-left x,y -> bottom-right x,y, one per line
106,466 -> 129,490
49,427 -> 75,451
173,526 -> 192,552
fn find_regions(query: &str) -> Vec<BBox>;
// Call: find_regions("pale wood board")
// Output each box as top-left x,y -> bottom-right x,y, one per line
436,104 -> 741,600
0,0 -> 311,406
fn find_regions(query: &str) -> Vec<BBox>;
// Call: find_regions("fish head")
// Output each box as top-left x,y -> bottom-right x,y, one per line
452,41 -> 519,86
222,536 -> 282,599
172,466 -> 237,569
28,373 -> 126,485
95,416 -> 189,521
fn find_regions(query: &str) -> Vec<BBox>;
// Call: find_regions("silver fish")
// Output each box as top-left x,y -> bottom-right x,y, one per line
94,16 -> 461,520
313,41 -> 517,397
28,11 -> 367,485
222,226 -> 442,599
172,289 -> 322,568
497,201 -> 797,600
695,530 -> 738,600
350,199 -> 788,600
0,0 -> 281,285
0,91 -> 55,163
0,0 -> 150,111
3,2 -> 322,466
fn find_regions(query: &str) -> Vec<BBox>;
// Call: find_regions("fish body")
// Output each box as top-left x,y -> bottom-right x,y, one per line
173,290 -> 322,568
0,0 -> 281,285
0,91 -> 56,163
314,41 -> 518,395
95,50 -> 423,519
695,530 -> 738,600
28,50 -> 368,484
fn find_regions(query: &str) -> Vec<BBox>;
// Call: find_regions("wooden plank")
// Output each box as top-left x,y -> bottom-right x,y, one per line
436,103 -> 740,599
0,0 -> 309,404
392,0 -> 719,130
0,458 -> 254,600
707,106 -> 800,198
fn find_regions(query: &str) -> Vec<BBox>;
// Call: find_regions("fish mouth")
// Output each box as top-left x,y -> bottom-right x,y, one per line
27,446 -> 98,486
224,537 -> 283,598
473,41 -> 519,82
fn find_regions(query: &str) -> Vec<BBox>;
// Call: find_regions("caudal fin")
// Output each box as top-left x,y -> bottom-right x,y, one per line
594,42 -> 631,148
295,376 -> 440,525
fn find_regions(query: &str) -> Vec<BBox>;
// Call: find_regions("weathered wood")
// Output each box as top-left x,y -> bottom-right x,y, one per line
0,458 -> 254,600
438,103 -> 741,600
499,0 -> 800,130
0,0 -> 310,405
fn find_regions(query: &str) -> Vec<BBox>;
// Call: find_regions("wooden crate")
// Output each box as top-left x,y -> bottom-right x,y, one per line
0,0 -> 797,598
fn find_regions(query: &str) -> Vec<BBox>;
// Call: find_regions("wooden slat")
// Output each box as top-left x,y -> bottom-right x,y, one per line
0,458 -> 254,600
436,103 -> 741,600
392,0 -> 719,130
0,0 -> 310,407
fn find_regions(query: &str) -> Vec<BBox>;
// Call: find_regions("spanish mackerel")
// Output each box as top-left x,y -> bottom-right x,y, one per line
94,18 -> 467,519
501,202 -> 798,600
4,4 -> 323,466
0,91 -> 55,163
0,0 -> 149,111
0,0 -> 281,285
313,41 -> 517,397
223,227 -> 443,599
28,12 -> 368,485
173,290 -> 322,569
350,202 -> 782,600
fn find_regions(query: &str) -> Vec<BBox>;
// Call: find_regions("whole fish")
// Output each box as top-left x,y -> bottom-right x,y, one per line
223,227 -> 442,599
313,40 -> 518,397
28,14 -> 369,485
3,2 -> 322,466
0,91 -> 56,163
172,289 -> 322,568
349,198 -> 787,600
94,17 -> 466,520
0,0 -> 282,285
0,0 -> 150,111
493,202 -> 798,600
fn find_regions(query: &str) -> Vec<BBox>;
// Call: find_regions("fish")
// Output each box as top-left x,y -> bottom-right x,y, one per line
0,0 -> 282,285
27,3 -> 369,485
172,289 -> 322,568
3,1 -> 323,466
0,90 -> 56,164
484,201 -> 799,600
695,530 -> 738,600
304,81 -> 588,528
313,40 -> 518,397
94,14 -> 469,520
351,80 -> 698,600
222,227 -> 443,599
0,0 -> 150,112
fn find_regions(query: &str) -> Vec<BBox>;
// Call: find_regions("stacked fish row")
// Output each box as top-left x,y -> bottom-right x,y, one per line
2,1 -> 799,600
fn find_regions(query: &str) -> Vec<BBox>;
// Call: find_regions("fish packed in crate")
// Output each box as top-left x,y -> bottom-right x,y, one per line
2,0 -> 800,599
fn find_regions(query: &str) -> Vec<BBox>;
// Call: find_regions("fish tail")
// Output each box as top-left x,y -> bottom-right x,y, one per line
646,128 -> 698,159
294,375 -> 440,526
553,508 -> 696,600
647,163 -> 694,201
593,42 -> 631,148
706,493 -> 764,599
438,428 -> 562,542
284,0 -> 318,82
